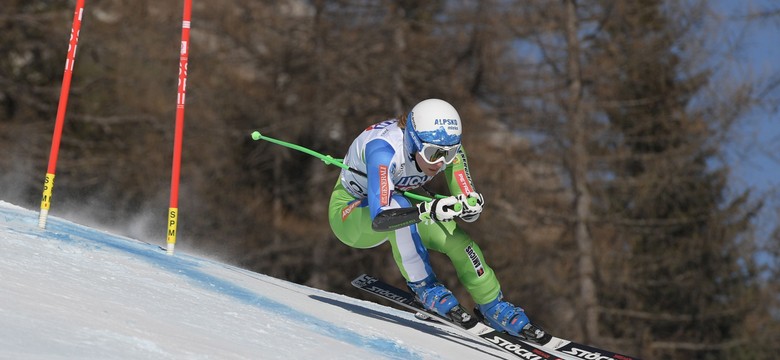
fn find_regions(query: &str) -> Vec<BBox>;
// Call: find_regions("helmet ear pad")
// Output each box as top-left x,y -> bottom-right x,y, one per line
404,99 -> 462,155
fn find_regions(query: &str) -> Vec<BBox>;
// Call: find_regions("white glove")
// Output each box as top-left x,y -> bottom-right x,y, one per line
457,192 -> 484,222
417,196 -> 462,222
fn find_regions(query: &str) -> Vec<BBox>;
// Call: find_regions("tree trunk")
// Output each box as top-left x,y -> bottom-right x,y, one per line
563,0 -> 598,343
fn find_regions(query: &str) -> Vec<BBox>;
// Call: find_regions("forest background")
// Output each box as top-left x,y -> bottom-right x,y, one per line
2,1 -> 779,359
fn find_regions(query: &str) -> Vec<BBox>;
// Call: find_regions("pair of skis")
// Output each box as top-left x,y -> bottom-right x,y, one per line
352,274 -> 639,360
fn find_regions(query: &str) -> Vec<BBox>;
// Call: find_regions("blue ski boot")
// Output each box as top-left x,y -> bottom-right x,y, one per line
476,293 -> 531,338
407,274 -> 460,317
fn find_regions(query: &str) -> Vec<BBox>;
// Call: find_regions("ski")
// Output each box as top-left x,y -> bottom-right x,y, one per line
352,274 -> 565,360
352,274 -> 640,360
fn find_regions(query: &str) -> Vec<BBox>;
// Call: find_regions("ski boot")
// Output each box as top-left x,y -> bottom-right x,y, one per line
475,292 -> 546,341
407,274 -> 460,318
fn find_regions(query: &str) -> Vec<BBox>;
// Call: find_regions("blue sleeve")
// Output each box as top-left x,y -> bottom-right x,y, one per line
365,139 -> 396,220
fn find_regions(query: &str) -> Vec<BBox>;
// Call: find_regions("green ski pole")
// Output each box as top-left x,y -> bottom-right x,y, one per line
251,131 -> 445,203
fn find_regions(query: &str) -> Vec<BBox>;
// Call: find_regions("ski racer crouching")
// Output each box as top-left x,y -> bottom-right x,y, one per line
328,98 -> 532,337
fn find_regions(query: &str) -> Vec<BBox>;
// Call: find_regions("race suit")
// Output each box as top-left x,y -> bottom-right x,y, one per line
328,119 -> 500,305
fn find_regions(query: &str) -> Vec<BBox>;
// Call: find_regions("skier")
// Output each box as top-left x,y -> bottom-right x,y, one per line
328,98 -> 532,337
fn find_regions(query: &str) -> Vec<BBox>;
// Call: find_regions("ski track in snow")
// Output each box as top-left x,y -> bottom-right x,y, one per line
1,201 -> 535,360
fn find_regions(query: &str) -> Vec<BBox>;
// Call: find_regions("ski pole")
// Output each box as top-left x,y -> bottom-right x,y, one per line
250,131 -> 447,203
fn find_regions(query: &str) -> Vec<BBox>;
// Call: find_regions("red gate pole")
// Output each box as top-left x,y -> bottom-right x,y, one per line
166,0 -> 192,255
39,0 -> 86,229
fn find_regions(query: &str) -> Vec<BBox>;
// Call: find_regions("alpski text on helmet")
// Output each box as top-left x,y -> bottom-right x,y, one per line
433,118 -> 458,126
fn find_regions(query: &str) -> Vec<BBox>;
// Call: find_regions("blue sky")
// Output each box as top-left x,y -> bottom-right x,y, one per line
713,0 -> 780,241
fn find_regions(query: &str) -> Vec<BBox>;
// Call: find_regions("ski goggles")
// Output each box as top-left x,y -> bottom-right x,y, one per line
419,143 -> 460,165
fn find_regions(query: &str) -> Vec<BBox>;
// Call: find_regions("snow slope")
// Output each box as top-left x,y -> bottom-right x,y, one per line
0,201 -> 577,359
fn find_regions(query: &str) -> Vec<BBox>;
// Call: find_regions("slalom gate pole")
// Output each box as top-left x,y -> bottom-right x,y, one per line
38,0 -> 86,229
250,131 -> 444,203
165,0 -> 192,255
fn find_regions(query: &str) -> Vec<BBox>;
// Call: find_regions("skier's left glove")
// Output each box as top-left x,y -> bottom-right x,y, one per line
457,192 -> 484,223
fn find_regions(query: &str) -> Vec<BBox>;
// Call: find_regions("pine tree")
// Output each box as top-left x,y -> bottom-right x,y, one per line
589,2 -> 765,358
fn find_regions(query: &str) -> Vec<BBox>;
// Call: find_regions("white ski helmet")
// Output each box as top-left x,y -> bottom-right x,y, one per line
404,99 -> 462,156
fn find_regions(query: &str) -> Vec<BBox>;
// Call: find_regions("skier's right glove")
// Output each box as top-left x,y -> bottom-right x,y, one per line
417,196 -> 462,222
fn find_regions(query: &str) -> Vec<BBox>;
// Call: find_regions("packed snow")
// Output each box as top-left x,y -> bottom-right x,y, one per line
0,201 -> 581,359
